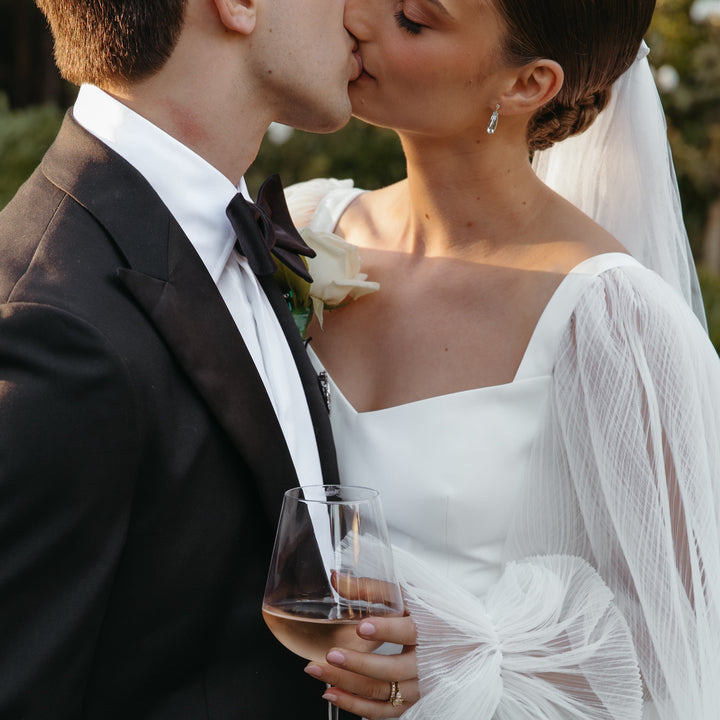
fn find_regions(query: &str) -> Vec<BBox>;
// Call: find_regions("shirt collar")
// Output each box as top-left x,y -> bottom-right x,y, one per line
73,84 -> 252,282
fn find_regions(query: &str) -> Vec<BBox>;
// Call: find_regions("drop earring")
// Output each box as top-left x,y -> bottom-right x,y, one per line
487,104 -> 500,135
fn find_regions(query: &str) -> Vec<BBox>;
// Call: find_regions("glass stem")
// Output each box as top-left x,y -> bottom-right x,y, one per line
326,684 -> 339,720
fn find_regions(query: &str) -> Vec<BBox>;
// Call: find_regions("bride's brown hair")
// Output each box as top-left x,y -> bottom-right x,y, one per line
493,0 -> 656,151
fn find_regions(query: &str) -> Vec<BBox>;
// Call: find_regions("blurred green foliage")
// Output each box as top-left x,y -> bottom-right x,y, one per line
0,93 -> 63,207
246,118 -> 405,194
647,0 -> 720,350
698,265 -> 720,350
647,0 -> 720,249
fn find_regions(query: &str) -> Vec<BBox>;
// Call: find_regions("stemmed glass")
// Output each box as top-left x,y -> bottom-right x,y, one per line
263,484 -> 404,720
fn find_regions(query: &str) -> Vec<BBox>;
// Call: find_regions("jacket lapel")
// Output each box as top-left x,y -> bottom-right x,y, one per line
42,113 -> 300,520
116,228 -> 301,506
259,275 -> 339,485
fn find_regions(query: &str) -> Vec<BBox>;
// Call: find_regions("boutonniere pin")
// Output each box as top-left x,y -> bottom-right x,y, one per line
275,228 -> 380,339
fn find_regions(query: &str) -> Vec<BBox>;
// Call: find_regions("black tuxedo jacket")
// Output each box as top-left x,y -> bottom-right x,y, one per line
0,113 -> 339,719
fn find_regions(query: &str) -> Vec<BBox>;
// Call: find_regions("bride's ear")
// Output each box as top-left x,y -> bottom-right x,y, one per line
498,60 -> 564,116
213,0 -> 257,34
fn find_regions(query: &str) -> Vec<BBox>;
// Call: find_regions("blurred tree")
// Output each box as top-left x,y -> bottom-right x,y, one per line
0,93 -> 63,207
647,0 -> 720,271
647,0 -> 720,348
246,119 -> 405,195
0,0 -> 70,109
698,265 -> 720,350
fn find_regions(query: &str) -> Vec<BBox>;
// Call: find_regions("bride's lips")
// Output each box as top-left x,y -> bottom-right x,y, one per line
349,43 -> 375,84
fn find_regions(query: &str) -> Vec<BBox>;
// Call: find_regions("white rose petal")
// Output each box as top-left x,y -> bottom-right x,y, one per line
284,179 -> 355,228
300,228 -> 380,328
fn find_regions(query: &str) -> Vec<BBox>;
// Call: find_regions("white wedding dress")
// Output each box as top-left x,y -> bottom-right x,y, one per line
286,179 -> 720,720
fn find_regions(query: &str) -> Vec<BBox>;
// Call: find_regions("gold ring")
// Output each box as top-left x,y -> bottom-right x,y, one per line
389,681 -> 405,707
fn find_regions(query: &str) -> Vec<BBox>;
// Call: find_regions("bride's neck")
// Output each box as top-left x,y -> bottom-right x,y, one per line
395,133 -> 551,258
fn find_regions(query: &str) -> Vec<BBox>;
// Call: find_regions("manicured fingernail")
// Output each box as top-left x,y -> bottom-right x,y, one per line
323,691 -> 338,703
326,650 -> 345,665
304,664 -> 323,678
359,621 -> 376,636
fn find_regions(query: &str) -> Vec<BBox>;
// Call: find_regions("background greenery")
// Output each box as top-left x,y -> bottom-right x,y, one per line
1,0 -> 718,350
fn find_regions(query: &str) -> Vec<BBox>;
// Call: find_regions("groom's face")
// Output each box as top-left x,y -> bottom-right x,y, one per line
257,0 -> 360,132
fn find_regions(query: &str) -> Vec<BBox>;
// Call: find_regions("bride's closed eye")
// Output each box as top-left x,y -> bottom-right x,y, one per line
394,8 -> 425,34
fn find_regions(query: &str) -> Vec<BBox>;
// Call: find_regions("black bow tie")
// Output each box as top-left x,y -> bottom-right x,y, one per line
226,174 -> 315,283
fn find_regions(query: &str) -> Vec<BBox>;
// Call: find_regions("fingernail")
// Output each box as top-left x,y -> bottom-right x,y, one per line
326,650 -> 345,665
304,664 -> 323,678
358,621 -> 376,636
323,691 -> 338,703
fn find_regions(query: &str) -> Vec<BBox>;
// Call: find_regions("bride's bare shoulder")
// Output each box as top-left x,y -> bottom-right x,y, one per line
336,181 -> 407,248
538,192 -> 629,272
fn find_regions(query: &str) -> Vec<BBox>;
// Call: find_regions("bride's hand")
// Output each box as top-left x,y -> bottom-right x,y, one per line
304,615 -> 419,718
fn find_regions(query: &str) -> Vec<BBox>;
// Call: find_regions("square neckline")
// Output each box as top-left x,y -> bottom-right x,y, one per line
301,183 -> 642,415
308,252 -> 642,416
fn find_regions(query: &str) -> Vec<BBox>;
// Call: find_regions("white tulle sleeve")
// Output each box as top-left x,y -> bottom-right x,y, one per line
396,265 -> 720,719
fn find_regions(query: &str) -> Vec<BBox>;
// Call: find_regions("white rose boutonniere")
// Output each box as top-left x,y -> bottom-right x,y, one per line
301,228 -> 380,327
275,228 -> 380,338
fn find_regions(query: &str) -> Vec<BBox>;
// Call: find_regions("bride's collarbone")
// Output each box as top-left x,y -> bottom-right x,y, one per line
316,220 -> 616,409
312,293 -> 537,412
363,254 -> 563,326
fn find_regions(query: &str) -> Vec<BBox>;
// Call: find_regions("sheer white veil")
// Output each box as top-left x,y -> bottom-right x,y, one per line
532,42 -> 708,329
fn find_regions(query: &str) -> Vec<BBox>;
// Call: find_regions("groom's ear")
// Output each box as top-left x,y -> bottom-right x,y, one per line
213,0 -> 257,34
498,59 -> 564,116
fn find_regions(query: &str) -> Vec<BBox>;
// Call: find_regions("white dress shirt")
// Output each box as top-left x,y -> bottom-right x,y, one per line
73,84 -> 323,487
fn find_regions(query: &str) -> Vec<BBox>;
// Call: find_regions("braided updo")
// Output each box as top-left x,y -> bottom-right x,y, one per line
493,0 -> 656,151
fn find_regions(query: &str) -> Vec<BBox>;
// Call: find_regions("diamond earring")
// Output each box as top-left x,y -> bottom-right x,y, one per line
487,104 -> 500,135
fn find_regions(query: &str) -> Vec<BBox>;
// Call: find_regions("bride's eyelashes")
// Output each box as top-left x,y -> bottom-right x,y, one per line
394,8 -> 425,34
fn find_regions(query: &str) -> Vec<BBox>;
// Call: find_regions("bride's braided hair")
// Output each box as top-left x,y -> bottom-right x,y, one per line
493,0 -> 656,152
528,89 -> 612,152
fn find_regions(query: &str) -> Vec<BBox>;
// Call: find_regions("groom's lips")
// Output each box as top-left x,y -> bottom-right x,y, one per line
350,51 -> 364,82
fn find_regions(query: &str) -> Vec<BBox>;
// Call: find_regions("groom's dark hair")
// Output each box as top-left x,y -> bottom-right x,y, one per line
34,0 -> 188,89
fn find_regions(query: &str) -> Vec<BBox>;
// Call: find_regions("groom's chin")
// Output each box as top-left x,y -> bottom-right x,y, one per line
279,91 -> 353,135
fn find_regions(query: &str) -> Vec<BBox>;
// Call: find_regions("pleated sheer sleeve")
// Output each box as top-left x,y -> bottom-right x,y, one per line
395,265 -> 720,719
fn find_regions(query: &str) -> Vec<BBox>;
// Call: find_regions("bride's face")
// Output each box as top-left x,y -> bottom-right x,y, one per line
344,0 -> 508,137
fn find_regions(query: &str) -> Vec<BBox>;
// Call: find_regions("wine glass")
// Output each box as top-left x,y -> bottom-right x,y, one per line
263,484 -> 404,720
